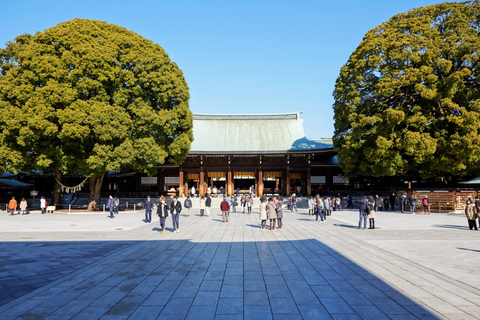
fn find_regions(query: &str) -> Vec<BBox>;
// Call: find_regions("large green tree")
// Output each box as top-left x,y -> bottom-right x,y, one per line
0,19 -> 193,209
333,1 -> 480,179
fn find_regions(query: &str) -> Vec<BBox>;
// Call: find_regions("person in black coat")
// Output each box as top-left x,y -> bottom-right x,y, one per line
389,193 -> 396,211
145,196 -> 154,223
170,196 -> 182,233
205,194 -> 212,216
157,197 -> 169,233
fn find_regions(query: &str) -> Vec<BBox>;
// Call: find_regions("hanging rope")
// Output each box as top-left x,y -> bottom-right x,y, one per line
54,177 -> 88,193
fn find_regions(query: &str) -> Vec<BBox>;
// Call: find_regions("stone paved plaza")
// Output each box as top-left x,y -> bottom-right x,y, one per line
0,204 -> 479,319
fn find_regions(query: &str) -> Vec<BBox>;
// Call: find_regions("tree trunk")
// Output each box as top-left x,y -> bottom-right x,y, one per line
88,173 -> 106,211
53,168 -> 62,207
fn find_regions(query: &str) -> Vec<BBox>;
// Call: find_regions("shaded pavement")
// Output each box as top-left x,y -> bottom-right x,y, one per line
0,206 -> 479,319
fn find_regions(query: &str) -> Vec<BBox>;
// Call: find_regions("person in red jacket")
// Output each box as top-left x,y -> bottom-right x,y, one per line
220,197 -> 230,222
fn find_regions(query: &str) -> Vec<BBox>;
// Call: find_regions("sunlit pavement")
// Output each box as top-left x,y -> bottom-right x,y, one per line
0,206 -> 478,319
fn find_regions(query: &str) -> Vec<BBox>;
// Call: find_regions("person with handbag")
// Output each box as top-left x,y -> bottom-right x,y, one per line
40,197 -> 47,214
275,196 -> 283,229
409,195 -> 416,214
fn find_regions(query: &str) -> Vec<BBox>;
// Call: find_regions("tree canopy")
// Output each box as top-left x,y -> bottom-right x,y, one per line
0,19 -> 193,207
333,1 -> 480,179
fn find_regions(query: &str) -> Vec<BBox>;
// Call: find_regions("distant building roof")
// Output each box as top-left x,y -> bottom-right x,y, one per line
0,179 -> 33,189
1,172 -> 17,178
459,177 -> 480,185
190,112 -> 333,153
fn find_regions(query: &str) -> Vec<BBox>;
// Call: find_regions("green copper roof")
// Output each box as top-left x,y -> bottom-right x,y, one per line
0,179 -> 33,189
190,113 -> 333,153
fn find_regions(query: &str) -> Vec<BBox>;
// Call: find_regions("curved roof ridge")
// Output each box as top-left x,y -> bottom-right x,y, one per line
193,112 -> 302,121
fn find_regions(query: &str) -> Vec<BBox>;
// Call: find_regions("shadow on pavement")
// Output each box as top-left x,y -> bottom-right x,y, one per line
457,247 -> 480,253
433,224 -> 469,230
0,241 -> 133,306
0,239 -> 442,319
332,224 -> 358,229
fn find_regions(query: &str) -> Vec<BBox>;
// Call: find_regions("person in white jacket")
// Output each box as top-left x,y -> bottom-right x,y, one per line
40,197 -> 47,214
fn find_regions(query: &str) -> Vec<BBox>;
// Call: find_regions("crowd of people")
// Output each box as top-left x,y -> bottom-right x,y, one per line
6,196 -> 48,215
134,189 -> 287,232
259,196 -> 283,230
8,189 -> 479,232
139,191 -> 263,233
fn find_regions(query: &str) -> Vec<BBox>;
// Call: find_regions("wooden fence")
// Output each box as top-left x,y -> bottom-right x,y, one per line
410,190 -> 476,213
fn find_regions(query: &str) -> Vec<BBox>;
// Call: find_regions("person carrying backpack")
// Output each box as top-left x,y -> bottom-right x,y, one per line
184,195 -> 192,215
409,195 -> 416,214
422,196 -> 430,215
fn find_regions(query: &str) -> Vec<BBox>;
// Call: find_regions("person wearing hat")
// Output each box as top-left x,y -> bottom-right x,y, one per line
145,196 -> 154,223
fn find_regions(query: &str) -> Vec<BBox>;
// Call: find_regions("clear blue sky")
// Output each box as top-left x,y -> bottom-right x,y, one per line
1,0 -> 442,139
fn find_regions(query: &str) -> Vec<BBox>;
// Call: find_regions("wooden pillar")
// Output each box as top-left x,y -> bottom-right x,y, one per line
157,171 -> 163,194
179,171 -> 184,197
227,169 -> 232,196
200,171 -> 205,196
307,168 -> 311,196
258,169 -> 264,197
286,169 -> 291,196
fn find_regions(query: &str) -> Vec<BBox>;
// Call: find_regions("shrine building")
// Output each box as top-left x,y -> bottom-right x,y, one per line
142,112 -> 344,197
